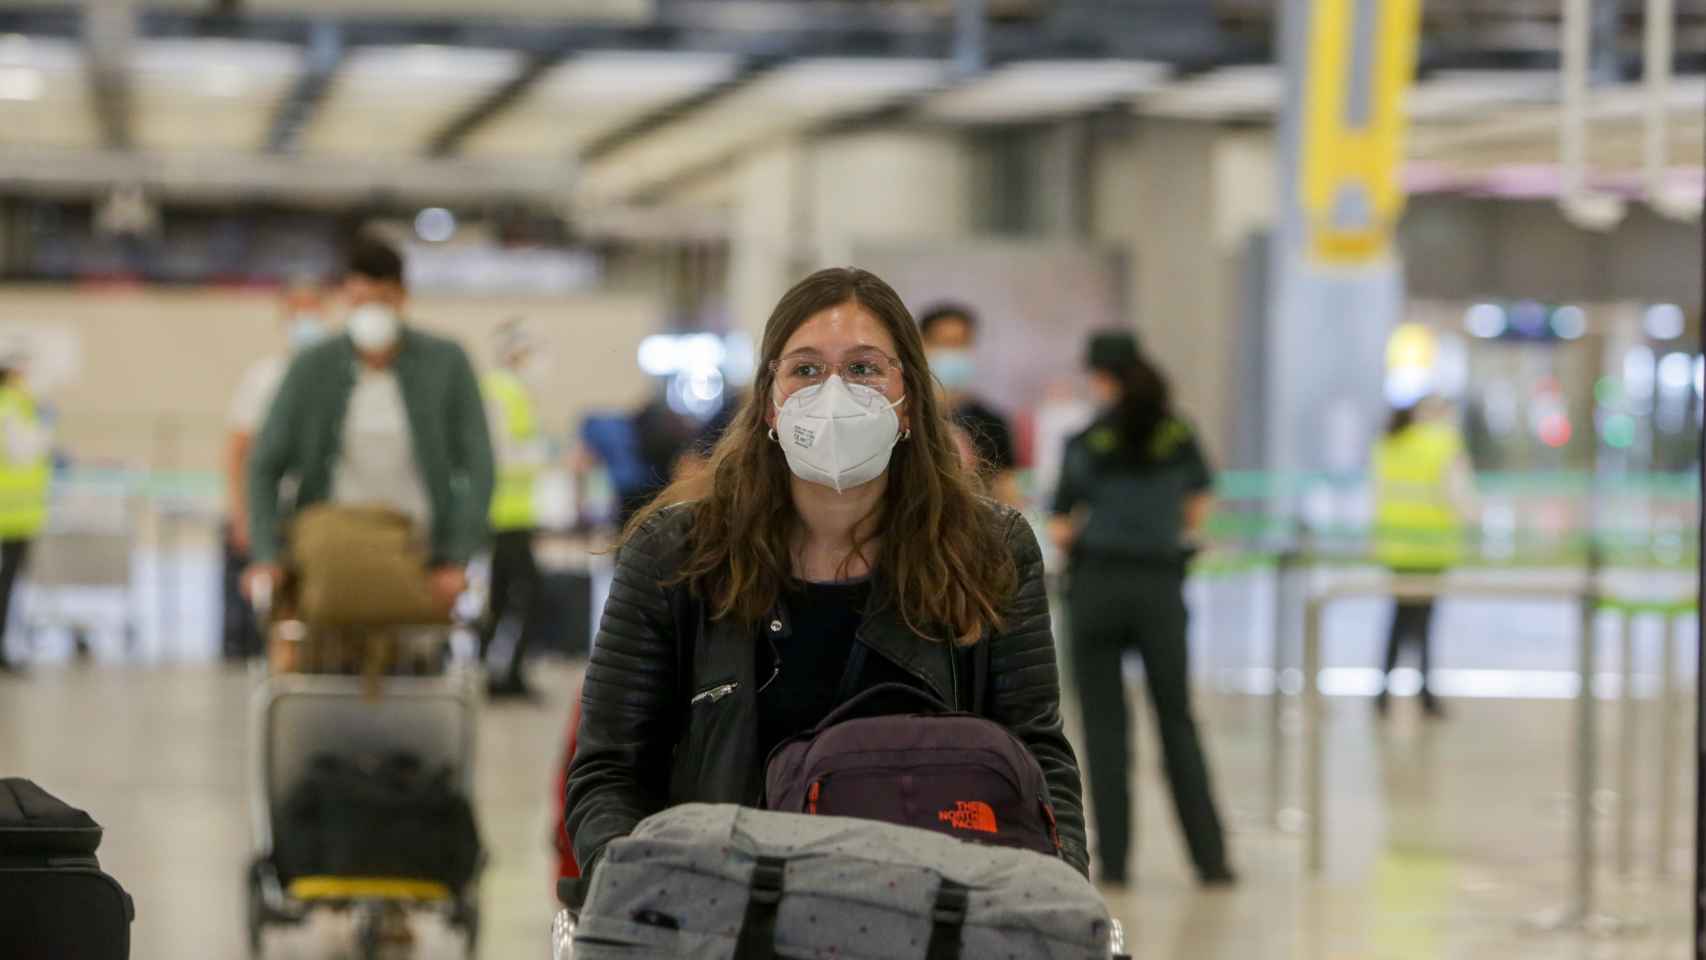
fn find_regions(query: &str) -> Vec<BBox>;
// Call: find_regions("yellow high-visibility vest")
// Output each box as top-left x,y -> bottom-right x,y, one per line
1373,422 -> 1463,570
484,370 -> 540,532
0,385 -> 49,540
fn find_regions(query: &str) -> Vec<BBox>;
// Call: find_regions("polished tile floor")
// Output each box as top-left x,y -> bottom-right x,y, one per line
0,657 -> 1693,959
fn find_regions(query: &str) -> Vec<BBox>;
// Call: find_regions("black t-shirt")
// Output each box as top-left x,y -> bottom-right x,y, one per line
756,578 -> 872,763
951,399 -> 1016,477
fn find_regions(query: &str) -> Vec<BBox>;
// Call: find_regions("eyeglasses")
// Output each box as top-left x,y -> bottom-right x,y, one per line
768,348 -> 903,397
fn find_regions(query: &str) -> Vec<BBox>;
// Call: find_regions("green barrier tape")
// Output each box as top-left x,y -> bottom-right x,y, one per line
1184,552 -> 1700,615
1188,554 -> 1278,576
1594,598 -> 1698,616
1183,547 -> 1696,577
55,468 -> 222,500
1212,469 -> 1697,501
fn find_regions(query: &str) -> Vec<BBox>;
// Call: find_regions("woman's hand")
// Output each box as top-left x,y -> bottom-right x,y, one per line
428,565 -> 469,614
242,564 -> 283,605
1182,493 -> 1214,546
1046,515 -> 1077,555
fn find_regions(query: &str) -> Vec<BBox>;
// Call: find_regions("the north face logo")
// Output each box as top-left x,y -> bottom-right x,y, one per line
937,801 -> 998,834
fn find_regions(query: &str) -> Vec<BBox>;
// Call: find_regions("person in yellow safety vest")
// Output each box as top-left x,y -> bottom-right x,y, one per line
1372,395 -> 1475,718
0,356 -> 49,674
481,319 -> 549,699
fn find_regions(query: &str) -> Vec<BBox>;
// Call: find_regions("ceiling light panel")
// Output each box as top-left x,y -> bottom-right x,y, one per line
462,50 -> 738,161
132,39 -> 303,151
301,44 -> 523,155
1139,65 -> 1281,119
579,58 -> 945,202
0,34 -> 99,149
232,0 -> 652,20
925,60 -> 1170,123
1406,70 -> 1557,122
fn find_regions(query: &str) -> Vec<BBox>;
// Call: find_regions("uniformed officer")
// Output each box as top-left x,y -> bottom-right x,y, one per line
1049,330 -> 1233,888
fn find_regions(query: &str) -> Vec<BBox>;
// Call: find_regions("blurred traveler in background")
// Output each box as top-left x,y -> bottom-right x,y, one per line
568,267 -> 1087,880
917,303 -> 1022,507
616,392 -> 701,526
481,318 -> 548,699
221,279 -> 327,660
1049,330 -> 1233,889
243,235 -> 494,618
0,352 -> 48,673
1372,396 -> 1474,718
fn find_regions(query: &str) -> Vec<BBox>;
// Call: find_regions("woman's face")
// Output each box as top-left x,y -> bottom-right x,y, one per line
1088,369 -> 1122,408
768,300 -> 910,432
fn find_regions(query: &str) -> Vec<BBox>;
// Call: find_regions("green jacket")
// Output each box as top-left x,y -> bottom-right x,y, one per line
246,327 -> 495,567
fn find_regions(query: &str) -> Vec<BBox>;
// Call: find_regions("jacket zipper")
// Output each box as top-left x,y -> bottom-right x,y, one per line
690,682 -> 738,706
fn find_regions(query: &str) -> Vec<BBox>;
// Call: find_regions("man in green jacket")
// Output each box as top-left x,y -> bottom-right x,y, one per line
244,235 -> 494,614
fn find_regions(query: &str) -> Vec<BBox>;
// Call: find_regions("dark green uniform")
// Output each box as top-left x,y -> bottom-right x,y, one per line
1051,415 -> 1229,884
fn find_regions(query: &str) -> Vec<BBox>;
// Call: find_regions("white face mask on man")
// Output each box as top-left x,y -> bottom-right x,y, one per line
288,313 -> 328,351
773,375 -> 905,494
347,304 -> 400,353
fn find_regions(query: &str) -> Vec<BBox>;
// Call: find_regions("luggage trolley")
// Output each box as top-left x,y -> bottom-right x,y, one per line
20,472 -> 142,658
245,584 -> 482,960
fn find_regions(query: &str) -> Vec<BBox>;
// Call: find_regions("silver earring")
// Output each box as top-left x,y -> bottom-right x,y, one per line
768,428 -> 779,442
900,428 -> 912,441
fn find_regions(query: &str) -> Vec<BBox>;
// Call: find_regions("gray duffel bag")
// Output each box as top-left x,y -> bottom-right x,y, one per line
567,803 -> 1120,960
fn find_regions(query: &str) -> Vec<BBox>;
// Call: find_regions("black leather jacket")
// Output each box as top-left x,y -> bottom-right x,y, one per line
565,502 -> 1089,876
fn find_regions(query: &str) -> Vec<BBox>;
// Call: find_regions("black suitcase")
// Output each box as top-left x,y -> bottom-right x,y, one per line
0,778 -> 135,960
534,569 -> 594,658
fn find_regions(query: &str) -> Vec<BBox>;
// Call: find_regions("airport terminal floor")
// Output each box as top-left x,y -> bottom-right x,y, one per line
1,585 -> 1693,960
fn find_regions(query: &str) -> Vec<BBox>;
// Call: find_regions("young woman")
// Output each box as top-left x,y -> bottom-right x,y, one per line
1049,330 -> 1233,888
566,268 -> 1088,877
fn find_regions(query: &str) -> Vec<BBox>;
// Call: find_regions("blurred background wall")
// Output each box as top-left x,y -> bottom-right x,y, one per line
0,286 -> 658,476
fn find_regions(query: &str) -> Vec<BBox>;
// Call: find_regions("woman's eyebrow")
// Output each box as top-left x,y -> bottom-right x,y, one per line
779,343 -> 888,360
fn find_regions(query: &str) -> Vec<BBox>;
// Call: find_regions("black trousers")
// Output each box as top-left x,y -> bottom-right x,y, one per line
481,528 -> 543,689
1382,598 -> 1437,696
220,524 -> 263,660
1066,563 -> 1228,882
0,538 -> 30,665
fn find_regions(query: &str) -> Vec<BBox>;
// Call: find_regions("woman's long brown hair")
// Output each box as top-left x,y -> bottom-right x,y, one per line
625,267 -> 1016,645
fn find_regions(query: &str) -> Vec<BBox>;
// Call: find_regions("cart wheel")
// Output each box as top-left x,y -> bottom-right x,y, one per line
461,901 -> 480,959
355,905 -> 382,960
244,865 -> 265,958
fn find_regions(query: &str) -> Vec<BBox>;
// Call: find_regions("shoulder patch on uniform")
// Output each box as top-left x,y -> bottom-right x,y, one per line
1149,418 -> 1192,459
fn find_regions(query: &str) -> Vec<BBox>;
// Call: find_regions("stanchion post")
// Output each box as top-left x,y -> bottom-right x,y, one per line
1572,582 -> 1600,922
1303,595 -> 1325,874
1268,547 -> 1298,828
1616,607 -> 1638,878
1656,609 -> 1681,878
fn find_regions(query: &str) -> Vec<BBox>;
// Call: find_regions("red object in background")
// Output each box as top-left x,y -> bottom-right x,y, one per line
75,273 -> 146,291
553,686 -> 583,882
1538,412 -> 1573,448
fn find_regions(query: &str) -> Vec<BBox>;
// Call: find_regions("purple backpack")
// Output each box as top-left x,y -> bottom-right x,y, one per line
764,683 -> 1063,859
